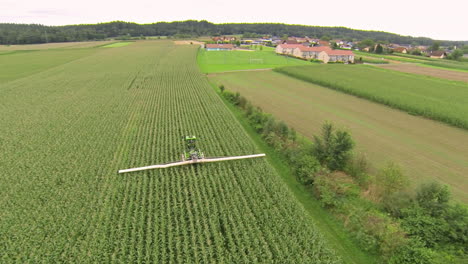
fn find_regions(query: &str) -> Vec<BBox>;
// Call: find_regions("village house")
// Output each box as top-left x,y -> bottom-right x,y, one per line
317,40 -> 330,47
429,50 -> 447,59
275,44 -> 304,55
205,44 -> 234,51
282,39 -> 299,44
292,46 -> 332,59
212,36 -> 236,43
393,47 -> 408,53
318,50 -> 355,63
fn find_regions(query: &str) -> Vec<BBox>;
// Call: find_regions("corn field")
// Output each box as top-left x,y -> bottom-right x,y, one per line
0,41 -> 340,262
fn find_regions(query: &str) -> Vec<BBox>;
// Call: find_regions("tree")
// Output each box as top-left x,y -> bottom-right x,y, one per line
448,49 -> 463,60
430,41 -> 440,51
313,122 -> 354,171
358,39 -> 375,50
320,35 -> 331,41
375,44 -> 383,54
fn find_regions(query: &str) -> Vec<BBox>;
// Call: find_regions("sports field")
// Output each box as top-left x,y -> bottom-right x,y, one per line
197,47 -> 310,73
275,64 -> 468,129
209,70 -> 468,202
1,41 -> 344,262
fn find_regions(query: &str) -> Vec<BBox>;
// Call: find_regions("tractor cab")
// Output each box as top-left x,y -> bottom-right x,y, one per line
183,136 -> 204,161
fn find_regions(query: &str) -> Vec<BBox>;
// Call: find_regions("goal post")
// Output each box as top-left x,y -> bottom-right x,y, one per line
249,58 -> 264,64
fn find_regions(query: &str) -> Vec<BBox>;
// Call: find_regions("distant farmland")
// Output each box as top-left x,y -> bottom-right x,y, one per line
209,70 -> 468,202
197,47 -> 310,73
275,64 -> 468,129
376,63 -> 468,82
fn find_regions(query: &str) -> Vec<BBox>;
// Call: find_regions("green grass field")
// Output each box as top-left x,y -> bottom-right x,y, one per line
275,64 -> 468,129
209,70 -> 468,202
1,41 -> 344,262
197,47 -> 310,73
102,41 -> 134,48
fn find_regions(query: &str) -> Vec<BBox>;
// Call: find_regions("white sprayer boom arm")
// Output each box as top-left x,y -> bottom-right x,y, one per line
118,153 -> 266,174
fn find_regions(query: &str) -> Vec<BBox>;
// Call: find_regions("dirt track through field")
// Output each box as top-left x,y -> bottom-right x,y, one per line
210,70 -> 468,202
376,63 -> 468,82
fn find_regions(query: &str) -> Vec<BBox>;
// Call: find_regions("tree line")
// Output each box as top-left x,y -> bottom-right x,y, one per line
1,20 -> 466,46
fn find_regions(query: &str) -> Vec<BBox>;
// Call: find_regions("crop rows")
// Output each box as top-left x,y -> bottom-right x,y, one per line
0,41 -> 340,262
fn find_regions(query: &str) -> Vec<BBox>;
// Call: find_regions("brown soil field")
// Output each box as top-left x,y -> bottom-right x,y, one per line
376,63 -> 468,82
209,70 -> 468,202
174,40 -> 204,45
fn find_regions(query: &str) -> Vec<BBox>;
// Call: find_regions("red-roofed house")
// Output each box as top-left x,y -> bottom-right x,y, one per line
292,46 -> 332,59
318,50 -> 355,63
275,44 -> 304,55
393,47 -> 408,54
205,44 -> 234,51
318,40 -> 330,47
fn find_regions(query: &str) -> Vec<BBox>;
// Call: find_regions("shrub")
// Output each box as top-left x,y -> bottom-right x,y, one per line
345,153 -> 371,187
292,154 -> 321,185
376,162 -> 409,202
314,171 -> 360,209
389,238 -> 438,264
416,182 -> 450,217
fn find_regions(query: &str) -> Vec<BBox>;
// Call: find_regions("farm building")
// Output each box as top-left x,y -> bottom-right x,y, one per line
318,50 -> 355,63
205,44 -> 234,51
292,46 -> 332,59
429,50 -> 447,59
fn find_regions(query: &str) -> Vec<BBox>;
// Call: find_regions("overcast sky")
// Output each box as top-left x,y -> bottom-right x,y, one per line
1,0 -> 467,40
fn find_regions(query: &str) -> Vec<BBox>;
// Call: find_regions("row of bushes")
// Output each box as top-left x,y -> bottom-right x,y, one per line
220,86 -> 467,263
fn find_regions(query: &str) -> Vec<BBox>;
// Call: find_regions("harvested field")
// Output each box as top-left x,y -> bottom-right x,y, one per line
376,63 -> 468,82
209,70 -> 468,202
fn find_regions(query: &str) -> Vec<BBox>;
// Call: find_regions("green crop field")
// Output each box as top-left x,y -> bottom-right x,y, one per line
208,70 -> 468,202
197,47 -> 310,73
0,41 -> 114,50
0,41 -> 342,262
275,64 -> 468,129
0,49 -> 98,83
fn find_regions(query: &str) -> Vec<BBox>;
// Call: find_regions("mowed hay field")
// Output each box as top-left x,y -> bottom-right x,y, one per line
209,70 -> 468,202
276,65 -> 468,129
0,41 -> 341,263
376,63 -> 468,82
